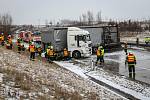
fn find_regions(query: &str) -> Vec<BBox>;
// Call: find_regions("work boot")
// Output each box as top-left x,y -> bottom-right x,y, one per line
129,73 -> 132,79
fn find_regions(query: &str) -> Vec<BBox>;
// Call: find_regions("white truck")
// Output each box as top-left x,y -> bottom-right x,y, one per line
41,27 -> 92,59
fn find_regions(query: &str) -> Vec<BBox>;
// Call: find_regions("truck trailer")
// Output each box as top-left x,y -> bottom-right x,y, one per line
41,27 -> 92,59
79,25 -> 120,52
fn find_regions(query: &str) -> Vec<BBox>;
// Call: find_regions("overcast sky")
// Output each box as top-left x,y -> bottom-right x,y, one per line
0,0 -> 150,25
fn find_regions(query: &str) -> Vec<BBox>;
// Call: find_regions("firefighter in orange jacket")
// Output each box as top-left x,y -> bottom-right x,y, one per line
16,38 -> 22,53
46,46 -> 55,63
63,48 -> 70,60
125,51 -> 136,79
0,33 -> 4,46
7,35 -> 13,49
29,42 -> 36,61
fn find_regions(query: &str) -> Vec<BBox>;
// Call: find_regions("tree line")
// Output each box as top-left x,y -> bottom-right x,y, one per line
0,13 -> 13,38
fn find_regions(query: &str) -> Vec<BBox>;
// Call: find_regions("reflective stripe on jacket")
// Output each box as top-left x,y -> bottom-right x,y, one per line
127,54 -> 136,66
127,55 -> 135,63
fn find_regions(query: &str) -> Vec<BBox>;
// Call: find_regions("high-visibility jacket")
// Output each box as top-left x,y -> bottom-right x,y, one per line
63,50 -> 69,57
29,45 -> 35,52
127,54 -> 136,65
96,49 -> 104,56
46,48 -> 50,55
8,39 -> 12,44
0,35 -> 4,41
37,47 -> 42,52
47,48 -> 54,56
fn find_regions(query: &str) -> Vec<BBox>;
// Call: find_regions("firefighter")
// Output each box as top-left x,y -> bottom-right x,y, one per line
0,33 -> 4,46
125,51 -> 136,79
28,42 -> 36,61
7,35 -> 13,49
16,38 -> 22,53
124,42 -> 128,55
63,48 -> 70,60
37,45 -> 42,56
96,46 -> 104,66
46,46 -> 55,63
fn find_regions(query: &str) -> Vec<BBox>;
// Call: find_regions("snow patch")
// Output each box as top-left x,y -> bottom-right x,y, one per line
54,61 -> 88,79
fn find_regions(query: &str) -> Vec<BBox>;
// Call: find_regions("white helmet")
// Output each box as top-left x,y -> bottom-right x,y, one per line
31,42 -> 34,45
50,46 -> 53,49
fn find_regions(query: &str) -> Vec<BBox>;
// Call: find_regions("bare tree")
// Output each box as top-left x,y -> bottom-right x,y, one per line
0,13 -> 13,39
87,11 -> 94,25
96,11 -> 102,24
82,14 -> 87,24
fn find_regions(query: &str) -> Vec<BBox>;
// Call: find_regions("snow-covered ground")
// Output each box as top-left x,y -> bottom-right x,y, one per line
0,47 -> 126,99
55,60 -> 150,100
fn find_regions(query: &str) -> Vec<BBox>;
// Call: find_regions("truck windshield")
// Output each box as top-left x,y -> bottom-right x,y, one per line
75,34 -> 91,41
83,34 -> 91,41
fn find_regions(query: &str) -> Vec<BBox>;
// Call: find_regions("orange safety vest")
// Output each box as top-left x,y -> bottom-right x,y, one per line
0,35 -> 4,41
127,55 -> 135,63
96,50 -> 102,56
29,45 -> 35,52
8,39 -> 12,44
64,50 -> 69,57
48,49 -> 54,56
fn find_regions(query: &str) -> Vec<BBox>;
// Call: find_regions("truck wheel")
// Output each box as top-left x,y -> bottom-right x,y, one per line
72,51 -> 81,59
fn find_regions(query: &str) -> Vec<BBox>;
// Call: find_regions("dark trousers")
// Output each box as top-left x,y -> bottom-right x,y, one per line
30,52 -> 35,60
8,44 -> 12,49
18,46 -> 21,53
47,56 -> 54,63
96,56 -> 104,65
1,41 -> 4,46
128,65 -> 135,79
63,56 -> 70,61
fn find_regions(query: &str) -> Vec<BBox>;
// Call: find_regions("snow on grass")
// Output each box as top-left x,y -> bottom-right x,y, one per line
55,58 -> 150,100
54,61 -> 88,79
0,73 -> 3,83
87,71 -> 150,100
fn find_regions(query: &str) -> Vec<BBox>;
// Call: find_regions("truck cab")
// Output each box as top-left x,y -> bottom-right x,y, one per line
67,27 -> 92,58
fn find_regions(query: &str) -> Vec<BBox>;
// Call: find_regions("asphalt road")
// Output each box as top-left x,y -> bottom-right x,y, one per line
105,48 -> 150,84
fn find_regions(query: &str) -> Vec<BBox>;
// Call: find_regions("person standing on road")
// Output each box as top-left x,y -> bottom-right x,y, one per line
125,51 -> 136,79
96,46 -> 104,66
28,42 -> 36,61
124,42 -> 128,55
